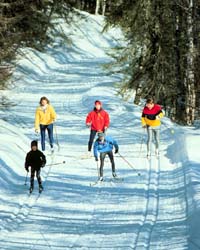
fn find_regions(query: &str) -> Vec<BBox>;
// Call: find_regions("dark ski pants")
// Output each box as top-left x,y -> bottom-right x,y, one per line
88,129 -> 106,151
40,123 -> 54,151
88,130 -> 97,151
99,151 -> 115,177
30,168 -> 42,188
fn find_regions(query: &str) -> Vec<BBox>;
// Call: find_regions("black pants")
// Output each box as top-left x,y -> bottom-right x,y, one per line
88,130 -> 97,151
88,129 -> 106,151
99,151 -> 115,177
30,168 -> 42,188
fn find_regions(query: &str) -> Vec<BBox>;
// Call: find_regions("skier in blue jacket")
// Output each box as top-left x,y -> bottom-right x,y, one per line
93,132 -> 119,181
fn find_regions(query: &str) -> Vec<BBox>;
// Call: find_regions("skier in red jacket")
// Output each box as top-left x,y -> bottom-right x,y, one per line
86,100 -> 110,153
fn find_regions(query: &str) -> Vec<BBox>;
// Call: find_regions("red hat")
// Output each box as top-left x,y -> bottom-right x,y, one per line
95,100 -> 102,105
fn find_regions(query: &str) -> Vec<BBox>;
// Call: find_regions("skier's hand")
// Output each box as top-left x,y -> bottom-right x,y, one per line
41,163 -> 45,168
156,115 -> 160,120
104,127 -> 108,134
86,123 -> 91,128
95,157 -> 98,161
25,166 -> 29,172
35,129 -> 39,134
115,149 -> 118,154
142,125 -> 147,129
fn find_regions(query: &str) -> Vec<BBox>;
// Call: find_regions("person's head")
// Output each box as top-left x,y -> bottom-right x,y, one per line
146,97 -> 154,110
31,140 -> 38,151
94,100 -> 102,110
97,132 -> 105,141
40,96 -> 50,106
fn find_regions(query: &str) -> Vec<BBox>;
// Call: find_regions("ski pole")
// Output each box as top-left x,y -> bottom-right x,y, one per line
54,122 -> 60,150
138,128 -> 146,157
45,161 -> 66,167
24,172 -> 28,186
118,152 -> 141,176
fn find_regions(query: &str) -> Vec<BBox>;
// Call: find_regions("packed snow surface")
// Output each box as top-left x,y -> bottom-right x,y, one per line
0,12 -> 200,250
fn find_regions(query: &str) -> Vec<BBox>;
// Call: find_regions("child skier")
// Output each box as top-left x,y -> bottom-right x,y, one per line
25,140 -> 46,193
93,132 -> 119,181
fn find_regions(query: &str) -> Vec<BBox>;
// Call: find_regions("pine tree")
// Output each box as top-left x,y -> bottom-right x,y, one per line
106,0 -> 200,124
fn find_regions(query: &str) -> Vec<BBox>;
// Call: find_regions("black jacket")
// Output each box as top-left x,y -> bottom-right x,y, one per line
25,150 -> 46,170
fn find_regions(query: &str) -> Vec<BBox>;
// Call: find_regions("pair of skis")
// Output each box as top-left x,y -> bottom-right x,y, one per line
90,176 -> 124,186
29,186 -> 43,194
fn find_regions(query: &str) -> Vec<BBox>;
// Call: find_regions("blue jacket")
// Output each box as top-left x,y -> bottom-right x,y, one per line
93,136 -> 119,158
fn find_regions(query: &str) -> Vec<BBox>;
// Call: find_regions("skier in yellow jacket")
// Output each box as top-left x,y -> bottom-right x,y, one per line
35,96 -> 56,152
141,97 -> 164,158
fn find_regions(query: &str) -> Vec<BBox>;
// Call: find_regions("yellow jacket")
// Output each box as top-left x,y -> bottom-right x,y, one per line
35,104 -> 56,130
141,104 -> 164,127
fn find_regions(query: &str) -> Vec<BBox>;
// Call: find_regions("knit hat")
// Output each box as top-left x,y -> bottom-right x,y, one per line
98,132 -> 105,138
95,100 -> 102,106
31,140 -> 38,147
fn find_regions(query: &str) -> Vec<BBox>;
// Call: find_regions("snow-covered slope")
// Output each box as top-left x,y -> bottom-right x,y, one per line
0,12 -> 200,250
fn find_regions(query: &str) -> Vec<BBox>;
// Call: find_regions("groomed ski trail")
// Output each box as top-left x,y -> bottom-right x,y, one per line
0,12 -> 195,250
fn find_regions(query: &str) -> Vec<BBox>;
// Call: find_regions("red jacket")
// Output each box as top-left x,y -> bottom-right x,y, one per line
86,108 -> 110,131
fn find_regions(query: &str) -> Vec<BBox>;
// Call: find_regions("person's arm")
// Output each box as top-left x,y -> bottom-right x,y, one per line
25,153 -> 30,171
50,105 -> 56,122
156,107 -> 164,119
104,111 -> 110,129
40,152 -> 46,167
111,138 -> 119,154
141,110 -> 147,127
86,112 -> 92,127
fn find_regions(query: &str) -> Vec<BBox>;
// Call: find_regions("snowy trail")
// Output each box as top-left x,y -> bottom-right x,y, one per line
0,12 -> 199,250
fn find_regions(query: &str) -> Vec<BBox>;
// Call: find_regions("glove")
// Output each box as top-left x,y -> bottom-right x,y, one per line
86,123 -> 91,128
95,157 -> 98,161
41,163 -> 45,168
35,129 -> 39,133
25,166 -> 29,172
142,125 -> 147,129
115,148 -> 118,154
156,115 -> 160,120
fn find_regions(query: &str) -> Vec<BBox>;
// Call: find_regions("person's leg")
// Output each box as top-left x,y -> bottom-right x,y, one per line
36,169 -> 42,186
153,127 -> 160,154
47,123 -> 54,148
107,151 -> 116,175
88,130 -> 97,151
40,124 -> 46,151
30,168 -> 35,189
99,152 -> 106,178
36,169 -> 43,190
147,126 -> 153,156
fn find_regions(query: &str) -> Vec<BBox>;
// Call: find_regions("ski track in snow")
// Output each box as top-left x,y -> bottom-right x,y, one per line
0,12 -> 200,250
0,154 -> 55,233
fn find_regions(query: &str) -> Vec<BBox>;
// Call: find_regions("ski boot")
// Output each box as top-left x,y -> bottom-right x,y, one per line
39,184 -> 43,193
29,186 -> 34,194
155,149 -> 160,158
147,151 -> 151,159
112,172 -> 117,178
99,176 -> 103,182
